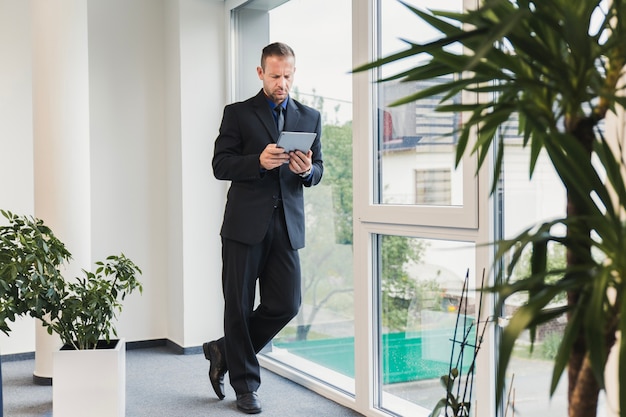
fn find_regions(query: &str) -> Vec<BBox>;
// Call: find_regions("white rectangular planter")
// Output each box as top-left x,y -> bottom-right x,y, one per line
53,338 -> 125,417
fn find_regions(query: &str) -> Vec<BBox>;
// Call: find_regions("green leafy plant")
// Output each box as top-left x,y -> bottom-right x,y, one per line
381,235 -> 427,331
541,331 -> 563,361
0,209 -> 142,351
43,254 -> 143,350
0,210 -> 70,334
354,1 -> 626,416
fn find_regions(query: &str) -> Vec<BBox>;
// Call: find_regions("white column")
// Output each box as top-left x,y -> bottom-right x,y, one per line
31,0 -> 92,382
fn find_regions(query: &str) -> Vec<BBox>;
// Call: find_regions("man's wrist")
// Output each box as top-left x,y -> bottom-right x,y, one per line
299,167 -> 312,178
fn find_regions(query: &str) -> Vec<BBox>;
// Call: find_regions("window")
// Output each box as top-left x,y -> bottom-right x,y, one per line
229,1 -> 491,415
363,0 -> 479,231
375,0 -> 464,208
227,2 -> 619,416
498,128 -> 602,416
369,0 -> 486,415
415,169 -> 451,205
231,0 -> 356,395
376,235 -> 477,415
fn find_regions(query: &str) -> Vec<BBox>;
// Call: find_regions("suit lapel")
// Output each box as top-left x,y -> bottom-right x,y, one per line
252,90 -> 279,141
252,90 -> 301,141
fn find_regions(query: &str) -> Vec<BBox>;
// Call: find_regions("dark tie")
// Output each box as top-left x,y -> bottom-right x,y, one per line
275,106 -> 284,132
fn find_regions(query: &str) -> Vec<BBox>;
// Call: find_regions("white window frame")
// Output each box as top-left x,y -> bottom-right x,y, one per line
353,1 -> 495,416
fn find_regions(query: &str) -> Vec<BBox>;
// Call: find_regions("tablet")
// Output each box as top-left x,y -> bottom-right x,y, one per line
276,131 -> 316,153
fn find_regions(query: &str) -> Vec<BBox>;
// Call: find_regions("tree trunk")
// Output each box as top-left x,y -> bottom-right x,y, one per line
569,326 -> 617,417
296,324 -> 311,341
569,355 -> 600,417
565,118 -> 597,417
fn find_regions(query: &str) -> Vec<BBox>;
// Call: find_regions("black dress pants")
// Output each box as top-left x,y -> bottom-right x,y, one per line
220,205 -> 301,395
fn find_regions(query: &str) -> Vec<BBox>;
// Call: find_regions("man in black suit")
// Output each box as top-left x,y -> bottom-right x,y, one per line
204,42 -> 323,414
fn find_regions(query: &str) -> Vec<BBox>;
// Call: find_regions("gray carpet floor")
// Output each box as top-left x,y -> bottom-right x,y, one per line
1,345 -> 363,417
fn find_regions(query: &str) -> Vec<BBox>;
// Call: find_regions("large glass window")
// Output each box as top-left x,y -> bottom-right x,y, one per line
376,235 -> 477,415
371,0 -> 484,415
232,0 -> 356,394
498,138 -> 568,416
228,1 -> 490,416
498,129 -> 612,415
496,7 -> 610,415
376,0 -> 464,207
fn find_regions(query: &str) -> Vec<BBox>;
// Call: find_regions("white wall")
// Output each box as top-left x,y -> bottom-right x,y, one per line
0,0 -> 36,354
87,0 -> 170,343
177,0 -> 226,347
162,0 -> 227,348
0,0 -> 227,355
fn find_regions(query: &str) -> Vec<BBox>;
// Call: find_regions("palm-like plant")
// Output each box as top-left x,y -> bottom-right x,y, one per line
354,1 -> 626,416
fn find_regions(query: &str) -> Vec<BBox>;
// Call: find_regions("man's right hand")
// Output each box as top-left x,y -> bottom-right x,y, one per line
260,144 -> 290,170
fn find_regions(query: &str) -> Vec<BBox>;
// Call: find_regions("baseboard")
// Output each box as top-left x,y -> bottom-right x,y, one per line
164,339 -> 203,355
126,338 -> 168,351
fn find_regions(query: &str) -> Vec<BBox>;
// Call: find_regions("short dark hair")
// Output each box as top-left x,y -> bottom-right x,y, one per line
261,42 -> 295,69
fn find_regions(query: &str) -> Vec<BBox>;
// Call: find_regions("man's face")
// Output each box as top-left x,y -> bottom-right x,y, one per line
257,55 -> 295,105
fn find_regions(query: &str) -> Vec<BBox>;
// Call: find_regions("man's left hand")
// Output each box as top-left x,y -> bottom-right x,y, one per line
288,150 -> 312,176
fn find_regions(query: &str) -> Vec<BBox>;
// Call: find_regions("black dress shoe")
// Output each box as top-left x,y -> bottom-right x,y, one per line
203,341 -> 227,400
236,392 -> 262,414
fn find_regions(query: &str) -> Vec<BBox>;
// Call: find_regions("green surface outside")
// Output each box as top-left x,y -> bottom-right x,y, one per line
274,328 -> 475,384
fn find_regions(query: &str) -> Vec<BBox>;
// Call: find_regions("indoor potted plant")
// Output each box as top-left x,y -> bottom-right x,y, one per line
0,210 -> 71,417
1,209 -> 143,417
355,1 -> 626,416
44,253 -> 142,417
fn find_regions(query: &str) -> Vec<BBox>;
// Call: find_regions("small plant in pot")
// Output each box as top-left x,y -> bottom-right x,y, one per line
0,210 -> 143,416
47,255 -> 143,417
42,253 -> 143,350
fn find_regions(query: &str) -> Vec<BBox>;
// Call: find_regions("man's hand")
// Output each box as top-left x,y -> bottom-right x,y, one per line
260,144 -> 290,170
288,150 -> 312,176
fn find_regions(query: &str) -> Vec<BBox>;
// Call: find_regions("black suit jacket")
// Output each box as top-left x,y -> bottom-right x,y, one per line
213,90 -> 323,250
